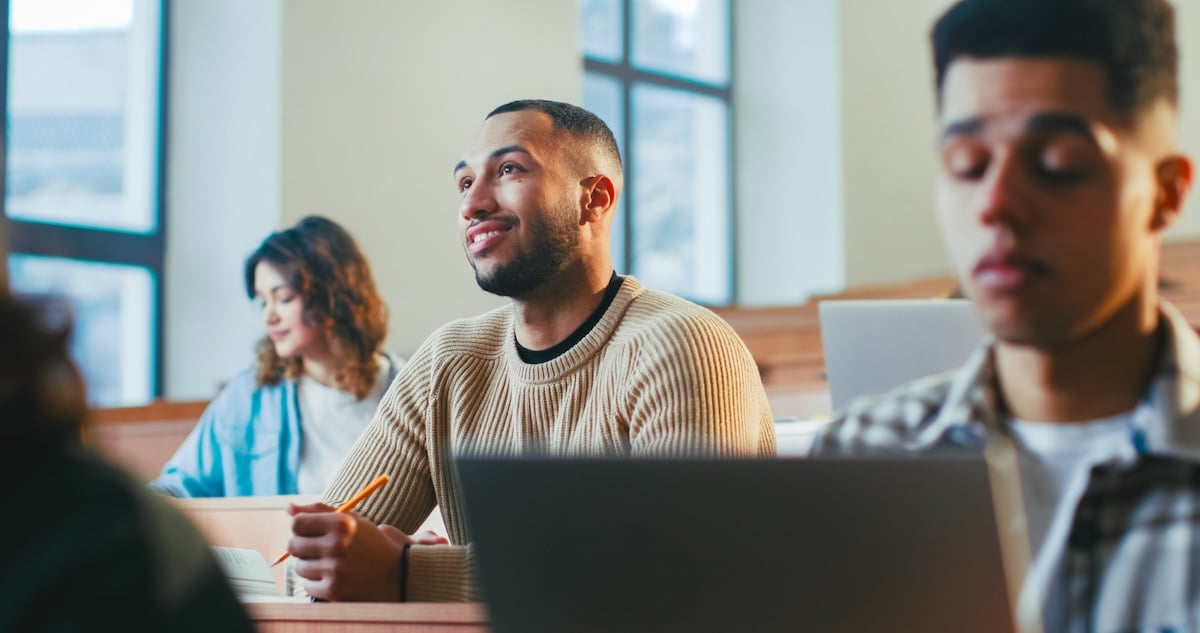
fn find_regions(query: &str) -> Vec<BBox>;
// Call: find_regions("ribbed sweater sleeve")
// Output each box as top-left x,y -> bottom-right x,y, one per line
320,277 -> 776,602
623,291 -> 775,456
323,315 -> 486,602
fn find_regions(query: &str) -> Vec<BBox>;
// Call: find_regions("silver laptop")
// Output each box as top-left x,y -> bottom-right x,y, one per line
457,450 -> 1034,633
819,299 -> 986,410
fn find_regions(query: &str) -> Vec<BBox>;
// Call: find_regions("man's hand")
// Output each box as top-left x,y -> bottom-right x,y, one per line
286,502 -> 447,601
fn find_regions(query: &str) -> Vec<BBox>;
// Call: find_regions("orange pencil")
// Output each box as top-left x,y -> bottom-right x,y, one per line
270,473 -> 390,567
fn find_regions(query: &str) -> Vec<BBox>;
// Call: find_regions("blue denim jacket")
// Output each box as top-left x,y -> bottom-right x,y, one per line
150,355 -> 400,497
150,368 -> 302,497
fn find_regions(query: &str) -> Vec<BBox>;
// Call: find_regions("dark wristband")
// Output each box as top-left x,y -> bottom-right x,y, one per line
399,543 -> 411,602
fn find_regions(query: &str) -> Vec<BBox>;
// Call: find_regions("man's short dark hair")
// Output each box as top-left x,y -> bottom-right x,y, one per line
932,0 -> 1178,115
488,99 -> 623,174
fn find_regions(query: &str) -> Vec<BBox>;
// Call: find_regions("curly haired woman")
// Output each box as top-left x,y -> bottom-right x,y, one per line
153,216 -> 402,497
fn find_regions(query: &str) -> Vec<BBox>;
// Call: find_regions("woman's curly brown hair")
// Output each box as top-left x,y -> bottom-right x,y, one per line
243,216 -> 388,399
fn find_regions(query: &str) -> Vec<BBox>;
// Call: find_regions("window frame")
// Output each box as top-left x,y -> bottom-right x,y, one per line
1,0 -> 170,398
583,0 -> 736,305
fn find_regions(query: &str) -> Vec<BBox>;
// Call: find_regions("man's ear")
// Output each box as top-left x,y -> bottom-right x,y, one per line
580,174 -> 618,224
1151,155 -> 1194,232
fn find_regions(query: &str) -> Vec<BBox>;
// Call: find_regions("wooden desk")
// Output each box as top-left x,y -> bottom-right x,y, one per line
248,602 -> 488,633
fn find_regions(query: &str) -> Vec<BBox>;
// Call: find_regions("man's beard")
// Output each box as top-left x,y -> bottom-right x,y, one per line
470,209 -> 579,298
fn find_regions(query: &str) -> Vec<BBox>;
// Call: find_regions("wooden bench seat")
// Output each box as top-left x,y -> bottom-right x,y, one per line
86,400 -> 207,482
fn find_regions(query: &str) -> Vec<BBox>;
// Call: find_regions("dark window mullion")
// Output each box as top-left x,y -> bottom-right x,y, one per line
152,0 -> 170,398
0,0 -> 7,282
585,58 -> 731,99
8,221 -> 162,269
620,0 -> 634,274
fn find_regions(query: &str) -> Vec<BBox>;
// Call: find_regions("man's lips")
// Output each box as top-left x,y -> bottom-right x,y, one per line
268,330 -> 288,341
466,220 -> 514,256
972,253 -> 1050,291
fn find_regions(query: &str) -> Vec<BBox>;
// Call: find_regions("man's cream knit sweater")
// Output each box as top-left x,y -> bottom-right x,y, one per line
324,277 -> 776,601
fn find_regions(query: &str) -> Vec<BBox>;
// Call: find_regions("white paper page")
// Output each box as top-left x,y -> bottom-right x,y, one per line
211,546 -> 280,597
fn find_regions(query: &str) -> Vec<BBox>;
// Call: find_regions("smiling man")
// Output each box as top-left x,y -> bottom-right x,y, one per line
283,100 -> 775,602
813,0 -> 1198,630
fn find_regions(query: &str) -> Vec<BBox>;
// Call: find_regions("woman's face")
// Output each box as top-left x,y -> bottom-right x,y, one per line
253,261 -> 327,360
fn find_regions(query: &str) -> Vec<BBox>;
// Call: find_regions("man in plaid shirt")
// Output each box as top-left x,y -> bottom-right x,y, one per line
813,0 -> 1197,630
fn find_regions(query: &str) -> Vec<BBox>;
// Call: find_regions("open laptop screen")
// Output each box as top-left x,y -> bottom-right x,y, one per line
458,452 -> 1031,633
819,299 -> 986,410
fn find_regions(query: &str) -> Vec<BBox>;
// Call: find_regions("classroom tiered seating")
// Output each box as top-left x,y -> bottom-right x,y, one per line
87,240 -> 1200,459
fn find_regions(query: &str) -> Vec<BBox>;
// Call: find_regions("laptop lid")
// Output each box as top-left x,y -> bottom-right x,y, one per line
458,450 -> 1034,633
819,299 -> 986,410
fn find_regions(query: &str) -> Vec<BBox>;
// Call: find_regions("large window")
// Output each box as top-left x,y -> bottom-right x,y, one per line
4,0 -> 165,406
582,0 -> 733,305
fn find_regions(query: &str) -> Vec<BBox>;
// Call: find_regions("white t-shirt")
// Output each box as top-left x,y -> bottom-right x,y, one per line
295,359 -> 393,495
1008,411 -> 1140,630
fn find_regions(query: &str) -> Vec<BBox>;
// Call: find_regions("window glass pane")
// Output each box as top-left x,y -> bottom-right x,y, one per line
9,254 -> 154,406
632,0 -> 728,84
581,0 -> 622,62
630,84 -> 730,303
6,0 -> 160,233
582,72 -> 628,273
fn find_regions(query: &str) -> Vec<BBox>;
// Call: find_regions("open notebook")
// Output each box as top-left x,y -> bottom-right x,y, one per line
171,495 -> 315,594
210,546 -> 308,603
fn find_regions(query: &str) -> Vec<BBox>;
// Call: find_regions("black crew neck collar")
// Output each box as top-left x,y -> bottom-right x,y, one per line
516,273 -> 624,365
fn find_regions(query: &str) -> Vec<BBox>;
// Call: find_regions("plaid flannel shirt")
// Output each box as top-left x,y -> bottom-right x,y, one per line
813,302 -> 1200,633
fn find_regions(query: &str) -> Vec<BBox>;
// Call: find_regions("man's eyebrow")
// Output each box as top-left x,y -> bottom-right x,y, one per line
452,145 -> 533,175
939,112 -> 1099,143
940,117 -> 983,142
1024,112 -> 1097,140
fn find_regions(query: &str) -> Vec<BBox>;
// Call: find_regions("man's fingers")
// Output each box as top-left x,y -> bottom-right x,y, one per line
288,501 -> 337,516
292,511 -> 354,537
286,532 -> 339,561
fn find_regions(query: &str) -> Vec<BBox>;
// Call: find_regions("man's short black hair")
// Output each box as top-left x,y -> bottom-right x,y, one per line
488,99 -> 623,173
932,0 -> 1178,115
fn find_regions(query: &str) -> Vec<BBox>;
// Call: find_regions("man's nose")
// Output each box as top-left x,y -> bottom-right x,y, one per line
975,154 -> 1032,230
460,178 -> 497,221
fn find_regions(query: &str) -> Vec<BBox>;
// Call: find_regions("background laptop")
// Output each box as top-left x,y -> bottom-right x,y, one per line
458,452 -> 1033,633
819,299 -> 986,411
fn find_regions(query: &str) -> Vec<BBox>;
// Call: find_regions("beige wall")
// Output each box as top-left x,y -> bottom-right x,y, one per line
735,0 -> 845,304
166,0 -> 579,398
839,0 -> 951,288
278,1 -> 579,359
